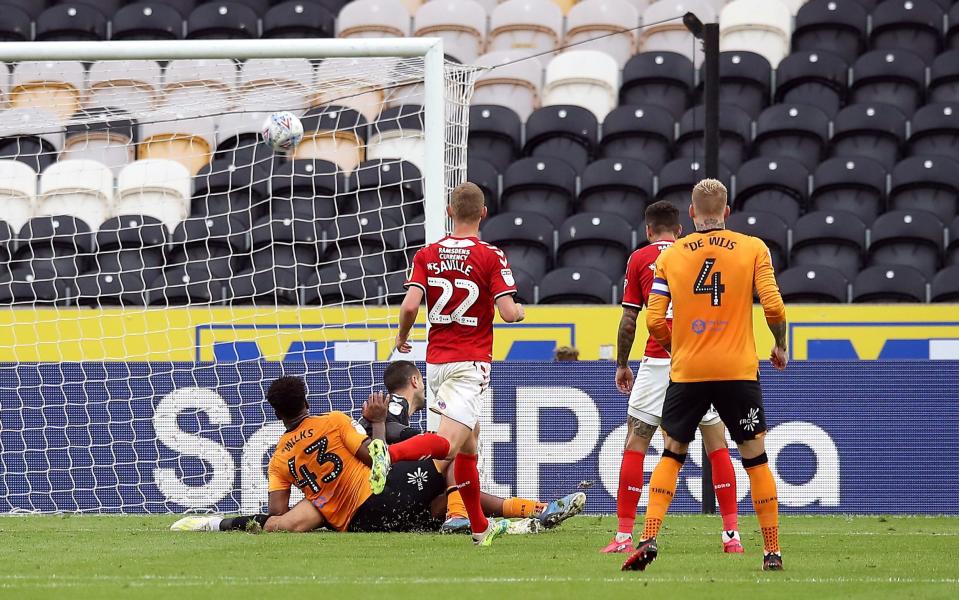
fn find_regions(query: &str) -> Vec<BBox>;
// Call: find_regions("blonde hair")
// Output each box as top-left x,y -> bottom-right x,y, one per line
554,346 -> 580,361
691,178 -> 728,217
450,182 -> 486,222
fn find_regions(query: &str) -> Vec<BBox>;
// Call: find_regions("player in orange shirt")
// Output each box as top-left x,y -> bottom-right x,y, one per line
622,179 -> 788,573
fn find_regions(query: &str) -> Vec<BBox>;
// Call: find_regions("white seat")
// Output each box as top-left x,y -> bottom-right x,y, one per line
720,0 -> 792,68
640,0 -> 718,65
215,106 -> 270,150
10,61 -> 86,120
139,113 -> 215,176
238,58 -> 315,114
778,0 -> 805,15
473,51 -> 543,120
163,59 -> 236,116
62,112 -> 138,178
413,0 -> 487,64
337,0 -> 411,38
489,0 -> 563,55
87,60 -> 162,115
543,50 -> 620,121
565,0 -> 640,68
38,159 -> 113,229
115,159 -> 191,232
0,160 -> 37,233
0,108 -> 65,154
311,57 -> 391,122
624,0 -> 651,10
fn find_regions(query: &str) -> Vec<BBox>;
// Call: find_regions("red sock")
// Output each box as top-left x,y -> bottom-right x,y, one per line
387,433 -> 450,463
616,450 -> 645,535
453,452 -> 489,534
709,448 -> 739,532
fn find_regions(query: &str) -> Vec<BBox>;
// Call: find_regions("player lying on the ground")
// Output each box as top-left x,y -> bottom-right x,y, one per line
603,200 -> 742,555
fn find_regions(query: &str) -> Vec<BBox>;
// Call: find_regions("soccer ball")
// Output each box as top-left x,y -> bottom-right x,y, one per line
261,111 -> 303,152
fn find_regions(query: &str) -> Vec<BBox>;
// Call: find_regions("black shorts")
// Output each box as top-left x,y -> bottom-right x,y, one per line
347,460 -> 446,533
661,379 -> 766,444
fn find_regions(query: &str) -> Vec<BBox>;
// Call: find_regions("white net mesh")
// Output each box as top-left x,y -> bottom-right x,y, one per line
0,53 -> 476,513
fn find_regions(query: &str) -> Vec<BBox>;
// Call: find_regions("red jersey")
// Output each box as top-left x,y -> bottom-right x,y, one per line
405,236 -> 517,364
622,240 -> 674,360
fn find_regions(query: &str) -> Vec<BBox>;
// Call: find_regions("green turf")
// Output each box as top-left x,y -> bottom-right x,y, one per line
0,514 -> 956,599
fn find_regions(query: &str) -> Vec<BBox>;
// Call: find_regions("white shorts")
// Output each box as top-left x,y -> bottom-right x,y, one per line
426,361 -> 490,430
628,359 -> 721,427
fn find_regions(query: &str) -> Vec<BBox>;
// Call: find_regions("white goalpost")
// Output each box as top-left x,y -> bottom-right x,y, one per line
0,38 -> 475,513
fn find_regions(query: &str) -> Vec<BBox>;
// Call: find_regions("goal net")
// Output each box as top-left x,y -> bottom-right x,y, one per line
0,39 -> 476,513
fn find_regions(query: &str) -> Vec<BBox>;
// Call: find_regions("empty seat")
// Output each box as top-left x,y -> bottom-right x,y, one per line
733,157 -> 808,226
489,0 -> 563,55
675,104 -> 752,171
640,1 -> 717,64
86,60 -> 162,114
148,262 -> 228,306
115,159 -> 192,232
578,158 -> 654,223
481,212 -> 554,280
870,0 -> 944,64
263,0 -> 335,39
36,3 -> 107,41
11,61 -> 85,120
11,215 -> 94,285
0,5 -> 31,42
542,50 -> 619,122
468,105 -> 522,173
931,265 -> 959,301
810,157 -> 887,225
402,214 -> 424,264
38,159 -> 113,229
792,0 -> 867,64
337,0 -> 410,38
139,113 -> 214,176
367,105 -> 425,172
227,267 -> 301,306
889,156 -> 959,224
325,213 -> 404,274
166,214 -> 249,281
620,52 -> 693,120
0,219 -> 14,268
778,265 -> 850,303
467,159 -> 500,213
868,209 -> 944,277
538,266 -> 612,304
599,104 -> 674,171
830,103 -> 907,169
907,103 -> 959,162
655,157 -> 732,234
726,211 -> 789,270
413,0 -> 486,64
928,50 -> 959,103
302,263 -> 386,305
111,2 -> 184,40
0,0 -> 49,20
500,157 -> 577,227
949,3 -> 959,49
850,50 -> 926,116
790,210 -> 866,280
350,159 -> 423,223
0,109 -> 64,173
753,103 -> 830,170
237,58 -> 315,114
213,108 -> 276,167
472,51 -> 543,121
186,2 -> 257,39
163,59 -> 236,116
853,265 -> 927,302
63,108 -> 138,178
700,51 -> 771,118
249,211 -> 323,286
270,159 -> 343,222
192,156 -> 272,224
774,50 -> 848,118
557,213 -> 633,280
0,160 -> 36,234
564,0 -> 639,67
950,215 -> 959,265
523,105 -> 597,172
720,0 -> 792,67
508,266 -> 536,304
294,105 -> 368,172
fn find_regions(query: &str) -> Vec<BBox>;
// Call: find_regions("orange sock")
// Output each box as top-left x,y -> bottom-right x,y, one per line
641,454 -> 684,541
503,497 -> 546,519
446,488 -> 467,519
745,454 -> 780,553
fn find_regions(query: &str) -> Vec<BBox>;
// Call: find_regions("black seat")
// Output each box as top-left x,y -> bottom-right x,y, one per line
870,0 -> 944,63
577,158 -> 654,223
889,156 -> 959,223
732,157 -> 809,226
92,215 -> 168,289
227,268 -> 300,306
36,3 -> 107,41
74,269 -> 150,306
371,104 -> 423,140
349,159 -> 423,223
829,103 -> 907,169
620,52 -> 693,120
467,159 -> 499,214
0,134 -> 58,172
949,215 -> 959,265
508,266 -> 536,305
0,220 -> 13,266
468,105 -> 521,173
324,213 -> 403,275
790,210 -> 866,280
753,103 -> 830,171
192,156 -> 272,225
0,5 -> 31,41
167,214 -> 250,280
263,0 -> 335,38
0,0 -> 50,20
269,159 -> 343,222
523,105 -> 597,173
810,156 -> 887,225
867,209 -> 944,277
850,49 -> 926,116
480,212 -> 554,281
778,265 -> 850,303
697,51 -> 770,118
775,50 -> 849,118
792,0 -> 868,64
907,103 -> 959,162
12,216 -> 94,279
500,157 -> 577,227
111,2 -> 184,40
726,211 -> 789,271
249,210 -> 323,284
186,2 -> 257,39
929,50 -> 959,103
403,215 -> 424,265
675,104 -> 752,171
656,158 -> 732,234
599,105 -> 674,172
0,264 -> 73,306
556,213 -> 633,281
949,3 -> 959,49
853,265 -> 928,302
147,263 -> 227,306
931,266 -> 959,301
538,267 -> 612,304
302,263 -> 385,306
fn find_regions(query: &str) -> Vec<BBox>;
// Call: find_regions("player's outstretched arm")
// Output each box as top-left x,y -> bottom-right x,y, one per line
495,294 -> 525,323
616,307 -> 640,393
395,287 -> 424,353
268,489 -> 292,517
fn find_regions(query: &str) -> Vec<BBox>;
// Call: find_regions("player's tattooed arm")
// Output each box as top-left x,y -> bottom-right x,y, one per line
768,321 -> 788,371
769,321 -> 787,350
616,307 -> 640,367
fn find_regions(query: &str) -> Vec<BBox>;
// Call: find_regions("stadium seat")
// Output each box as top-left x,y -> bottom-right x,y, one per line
867,209 -> 944,277
472,52 -> 543,121
12,215 -> 94,283
507,266 -> 536,304
139,114 -> 215,176
888,156 -> 959,224
675,104 -> 752,171
0,219 -> 13,266
774,50 -> 849,118
752,103 -> 830,171
262,1 -> 335,38
0,160 -> 37,234
325,213 -> 404,274
563,0 -> 639,67
227,267 -> 301,306
10,61 -> 85,120
166,214 -> 249,283
382,270 -> 409,305
367,105 -> 425,172
777,265 -> 850,303
792,0 -> 868,64
270,159 -> 343,222
850,50 -> 926,116
402,214 -> 423,264
542,51 -> 619,122
538,267 -> 613,304
620,52 -> 693,120
192,156 -> 272,225
0,6 -> 32,42
221,0 -> 271,17
38,159 -> 113,229
698,51 -> 771,118
337,0 -> 410,39
790,210 -> 866,280
523,105 -> 597,173
0,0 -> 49,20
732,157 -> 809,227
249,211 -> 323,286
0,109 -> 64,173
213,108 -> 276,166
500,157 -> 577,227
468,105 -> 522,174
488,0 -> 563,55
294,105 -> 368,172
302,262 -> 386,306
577,158 -> 654,224
656,158 -> 732,234
853,265 -> 928,302
36,3 -> 107,41
309,58 -> 391,122
350,159 -> 423,224
163,59 -> 237,116
148,262 -> 228,306
237,58 -> 315,115
829,103 -> 907,170
928,50 -> 959,103
948,3 -> 959,49
930,265 -> 959,301
726,211 -> 789,271
68,0 -> 124,15
599,105 -> 675,172
810,157 -> 887,225
949,215 -> 959,265
719,0 -> 792,68
63,108 -> 138,177
467,159 -> 500,213
640,0 -> 717,64
115,159 -> 192,232
186,2 -> 258,39
907,103 -> 959,162
87,60 -> 162,114
111,2 -> 185,40
413,0 -> 486,64
556,213 -> 633,281
869,0 -> 944,64
481,212 -> 554,281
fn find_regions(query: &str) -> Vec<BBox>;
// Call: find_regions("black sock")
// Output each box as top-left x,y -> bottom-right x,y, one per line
219,514 -> 269,531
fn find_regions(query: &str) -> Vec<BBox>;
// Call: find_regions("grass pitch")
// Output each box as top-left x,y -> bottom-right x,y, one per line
0,514 -> 956,599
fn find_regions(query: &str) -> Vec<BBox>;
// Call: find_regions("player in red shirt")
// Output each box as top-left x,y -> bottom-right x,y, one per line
600,201 -> 743,554
376,182 -> 526,546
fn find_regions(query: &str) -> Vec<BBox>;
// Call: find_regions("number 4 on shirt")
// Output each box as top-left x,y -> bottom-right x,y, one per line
694,258 -> 725,306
